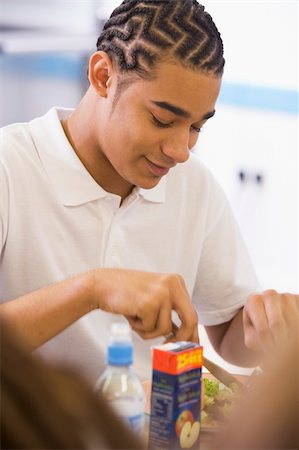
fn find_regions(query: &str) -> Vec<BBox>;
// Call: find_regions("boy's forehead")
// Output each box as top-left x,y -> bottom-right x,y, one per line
125,62 -> 221,115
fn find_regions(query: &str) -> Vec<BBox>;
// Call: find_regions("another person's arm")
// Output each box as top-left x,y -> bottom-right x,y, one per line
0,268 -> 199,351
209,313 -> 298,450
205,290 -> 298,366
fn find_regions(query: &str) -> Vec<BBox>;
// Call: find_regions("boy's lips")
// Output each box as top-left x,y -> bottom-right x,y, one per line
146,158 -> 174,176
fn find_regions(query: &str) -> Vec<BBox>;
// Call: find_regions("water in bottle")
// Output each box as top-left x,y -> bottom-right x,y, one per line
94,322 -> 145,437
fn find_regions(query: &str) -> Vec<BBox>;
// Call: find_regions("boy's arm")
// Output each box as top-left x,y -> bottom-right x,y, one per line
0,268 -> 199,351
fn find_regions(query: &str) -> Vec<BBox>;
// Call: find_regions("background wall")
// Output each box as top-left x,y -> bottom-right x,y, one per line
0,0 -> 98,125
195,1 -> 298,371
0,0 -> 298,372
196,1 -> 298,293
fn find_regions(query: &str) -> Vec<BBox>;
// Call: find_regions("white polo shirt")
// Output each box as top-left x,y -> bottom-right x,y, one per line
0,107 -> 260,382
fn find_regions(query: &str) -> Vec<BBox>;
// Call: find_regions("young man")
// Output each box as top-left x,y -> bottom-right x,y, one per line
0,0 -> 297,381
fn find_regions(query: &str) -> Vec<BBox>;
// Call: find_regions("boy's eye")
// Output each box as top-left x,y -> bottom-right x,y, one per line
152,115 -> 174,128
191,125 -> 202,133
152,114 -> 203,134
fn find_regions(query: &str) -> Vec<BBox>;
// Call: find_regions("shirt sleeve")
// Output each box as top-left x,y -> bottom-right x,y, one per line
193,188 -> 262,326
0,133 -> 9,252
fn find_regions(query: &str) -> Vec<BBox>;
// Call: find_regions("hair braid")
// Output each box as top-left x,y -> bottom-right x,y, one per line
97,0 -> 225,78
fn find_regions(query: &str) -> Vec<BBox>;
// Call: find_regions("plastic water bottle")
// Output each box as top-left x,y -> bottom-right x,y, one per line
94,323 -> 145,437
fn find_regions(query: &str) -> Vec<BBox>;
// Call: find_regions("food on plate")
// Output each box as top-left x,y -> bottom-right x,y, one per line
201,377 -> 242,427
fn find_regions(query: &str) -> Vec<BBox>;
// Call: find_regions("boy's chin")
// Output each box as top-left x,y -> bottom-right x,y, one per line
138,177 -> 162,190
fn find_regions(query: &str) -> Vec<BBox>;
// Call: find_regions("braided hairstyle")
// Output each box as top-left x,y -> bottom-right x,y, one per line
97,0 -> 225,81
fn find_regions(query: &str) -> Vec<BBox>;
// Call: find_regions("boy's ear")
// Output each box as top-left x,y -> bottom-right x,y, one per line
88,51 -> 115,97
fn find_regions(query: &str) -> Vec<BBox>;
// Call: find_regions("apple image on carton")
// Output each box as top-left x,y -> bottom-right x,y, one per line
175,410 -> 194,437
175,410 -> 200,449
179,420 -> 200,449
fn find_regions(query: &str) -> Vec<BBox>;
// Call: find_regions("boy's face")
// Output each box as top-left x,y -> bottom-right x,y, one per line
96,62 -> 221,191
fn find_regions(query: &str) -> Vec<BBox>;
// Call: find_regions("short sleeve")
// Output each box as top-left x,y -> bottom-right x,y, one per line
0,132 -> 9,251
193,194 -> 262,326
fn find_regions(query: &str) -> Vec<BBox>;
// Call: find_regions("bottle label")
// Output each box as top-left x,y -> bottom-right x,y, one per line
126,412 -> 145,436
109,400 -> 145,437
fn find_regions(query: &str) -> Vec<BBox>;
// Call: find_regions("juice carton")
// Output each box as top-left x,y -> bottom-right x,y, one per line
148,341 -> 203,449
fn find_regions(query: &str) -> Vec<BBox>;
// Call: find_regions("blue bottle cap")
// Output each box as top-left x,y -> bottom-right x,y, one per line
108,343 -> 133,366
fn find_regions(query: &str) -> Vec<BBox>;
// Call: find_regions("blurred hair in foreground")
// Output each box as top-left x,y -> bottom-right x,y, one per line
0,319 -> 144,450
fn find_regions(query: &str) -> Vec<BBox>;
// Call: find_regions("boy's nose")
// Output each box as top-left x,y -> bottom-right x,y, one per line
161,133 -> 190,164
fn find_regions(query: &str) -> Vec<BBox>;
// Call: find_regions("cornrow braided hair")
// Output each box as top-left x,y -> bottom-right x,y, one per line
97,0 -> 225,79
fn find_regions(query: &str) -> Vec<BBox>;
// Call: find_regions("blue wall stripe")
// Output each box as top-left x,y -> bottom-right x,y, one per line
0,54 -> 298,114
0,54 -> 84,81
219,81 -> 298,114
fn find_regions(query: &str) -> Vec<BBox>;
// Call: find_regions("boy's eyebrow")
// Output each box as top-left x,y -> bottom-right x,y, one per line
152,100 -> 215,120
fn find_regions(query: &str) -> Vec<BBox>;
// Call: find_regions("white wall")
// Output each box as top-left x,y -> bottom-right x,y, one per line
194,1 -> 298,372
195,1 -> 298,293
204,0 -> 298,89
1,0 -> 98,32
198,106 -> 297,291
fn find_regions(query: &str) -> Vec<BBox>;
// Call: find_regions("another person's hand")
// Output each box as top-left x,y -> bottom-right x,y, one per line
243,289 -> 298,352
91,268 -> 199,342
210,323 -> 298,450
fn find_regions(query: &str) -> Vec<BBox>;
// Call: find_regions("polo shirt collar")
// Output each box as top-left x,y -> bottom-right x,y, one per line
29,107 -> 166,206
